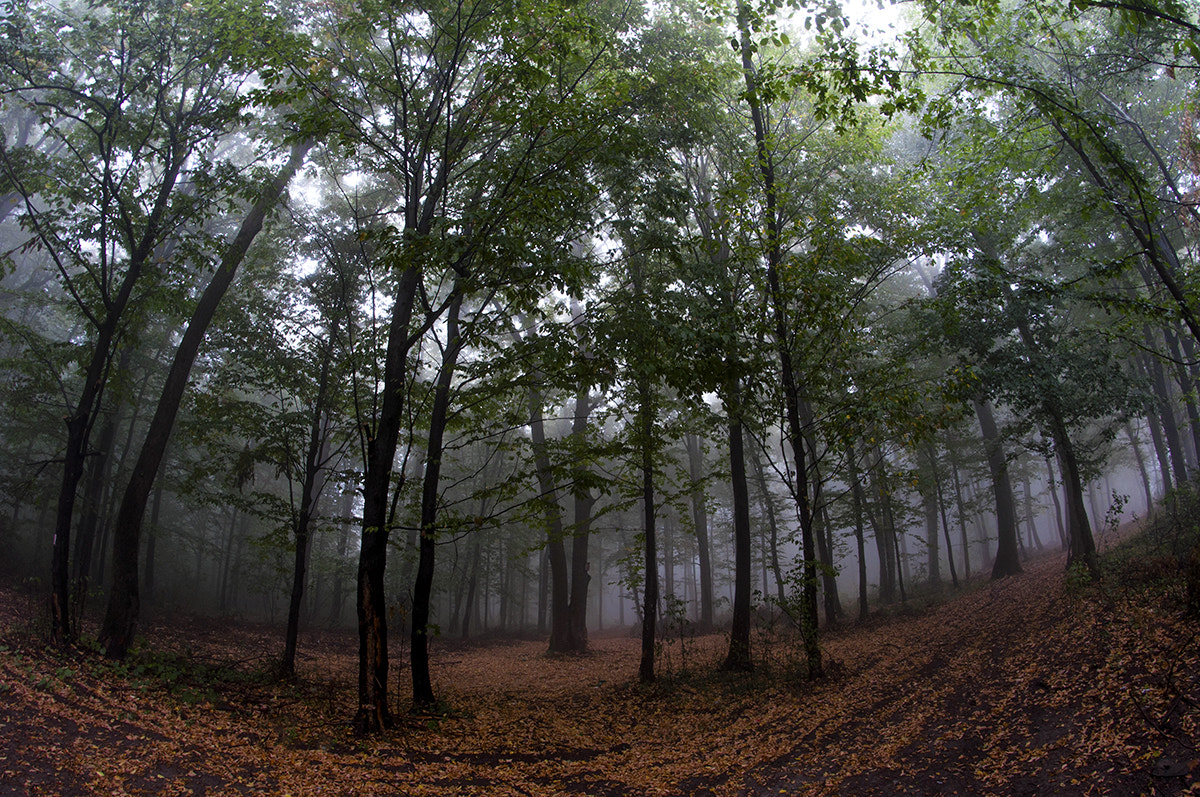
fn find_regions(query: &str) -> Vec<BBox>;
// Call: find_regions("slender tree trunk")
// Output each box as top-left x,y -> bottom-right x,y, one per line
99,140 -> 311,659
567,379 -> 594,653
282,403 -> 333,676
749,445 -> 785,607
327,487 -> 354,627
807,446 -> 842,628
529,384 -> 571,653
723,378 -> 753,672
1021,473 -> 1044,552
735,2 -> 820,678
1123,422 -> 1155,513
1141,345 -> 1189,487
1045,456 -> 1068,549
637,374 -> 658,683
684,434 -> 714,630
948,451 -> 972,578
412,290 -> 465,709
921,448 -> 942,586
973,396 -> 1022,579
461,537 -> 482,640
929,447 -> 960,589
848,445 -> 870,620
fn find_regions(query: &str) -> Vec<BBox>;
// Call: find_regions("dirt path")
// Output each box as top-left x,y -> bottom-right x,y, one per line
0,548 -> 1196,796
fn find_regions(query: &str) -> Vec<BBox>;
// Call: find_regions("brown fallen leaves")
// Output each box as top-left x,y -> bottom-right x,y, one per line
1,544 -> 1197,796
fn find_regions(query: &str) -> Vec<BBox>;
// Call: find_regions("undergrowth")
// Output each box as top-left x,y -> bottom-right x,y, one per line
1098,481 -> 1200,613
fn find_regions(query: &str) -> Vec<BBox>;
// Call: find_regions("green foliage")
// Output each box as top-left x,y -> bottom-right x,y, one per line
86,635 -> 272,706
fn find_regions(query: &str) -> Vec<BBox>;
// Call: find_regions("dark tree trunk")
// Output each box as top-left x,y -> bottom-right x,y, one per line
973,396 -> 1022,580
637,378 -> 657,684
722,378 -> 753,672
1123,422 -> 1155,513
1021,473 -> 1044,552
924,443 -> 959,589
327,488 -> 354,627
411,289 -> 465,710
567,382 -> 594,653
805,441 -> 842,628
1044,456 -> 1068,549
847,445 -> 870,620
529,385 -> 570,654
1048,412 -> 1098,574
948,450 -> 972,579
749,445 -> 785,607
71,385 -> 122,633
282,337 -> 335,677
920,445 -> 943,586
684,434 -> 714,630
99,140 -> 311,660
1142,346 -> 1189,487
461,537 -> 482,640
865,451 -> 899,603
735,1 -> 820,678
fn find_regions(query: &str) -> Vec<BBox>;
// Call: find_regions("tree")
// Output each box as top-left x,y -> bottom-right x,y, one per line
306,0 -> 640,727
0,0 -> 305,646
100,137 -> 313,658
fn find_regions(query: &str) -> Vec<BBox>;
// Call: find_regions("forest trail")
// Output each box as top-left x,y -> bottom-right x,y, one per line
0,540 -> 1197,796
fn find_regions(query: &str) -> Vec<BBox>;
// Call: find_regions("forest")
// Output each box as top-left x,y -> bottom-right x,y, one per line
1,0 -> 1200,792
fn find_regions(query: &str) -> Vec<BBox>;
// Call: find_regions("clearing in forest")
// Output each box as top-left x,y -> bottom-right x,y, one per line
0,538 -> 1197,796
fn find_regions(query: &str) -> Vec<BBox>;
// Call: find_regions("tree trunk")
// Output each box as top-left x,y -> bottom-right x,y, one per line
749,445 -> 785,607
411,289 -> 465,710
1123,422 -> 1155,513
567,374 -> 594,653
684,434 -> 714,630
282,342 -> 335,677
849,446 -> 870,621
948,451 -> 972,579
529,384 -> 571,654
1141,346 -> 1189,487
722,378 -> 753,673
99,140 -> 311,659
973,396 -> 1022,579
1047,411 -> 1098,574
1021,473 -> 1044,552
327,487 -> 354,627
930,447 -> 960,589
735,1 -> 820,678
921,450 -> 942,586
637,378 -> 658,684
70,383 -> 122,634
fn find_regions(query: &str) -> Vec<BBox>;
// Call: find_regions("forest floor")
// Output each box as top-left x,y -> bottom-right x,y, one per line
1,527 -> 1198,796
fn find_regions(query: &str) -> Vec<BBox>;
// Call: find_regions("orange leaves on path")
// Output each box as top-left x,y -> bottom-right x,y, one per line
1,549 -> 1197,796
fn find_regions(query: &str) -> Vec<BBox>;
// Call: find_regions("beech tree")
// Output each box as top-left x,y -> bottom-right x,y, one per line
0,0 -> 306,646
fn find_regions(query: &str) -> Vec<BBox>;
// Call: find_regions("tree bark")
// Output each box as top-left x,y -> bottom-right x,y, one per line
567,382 -> 594,653
529,384 -> 571,654
411,289 -> 466,709
282,332 -> 336,677
722,377 -> 753,672
99,139 -> 311,659
973,396 -> 1022,579
684,434 -> 714,630
734,0 -> 820,679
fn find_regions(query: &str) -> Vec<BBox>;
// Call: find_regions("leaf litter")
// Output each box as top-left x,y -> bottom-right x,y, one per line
1,544 -> 1197,796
